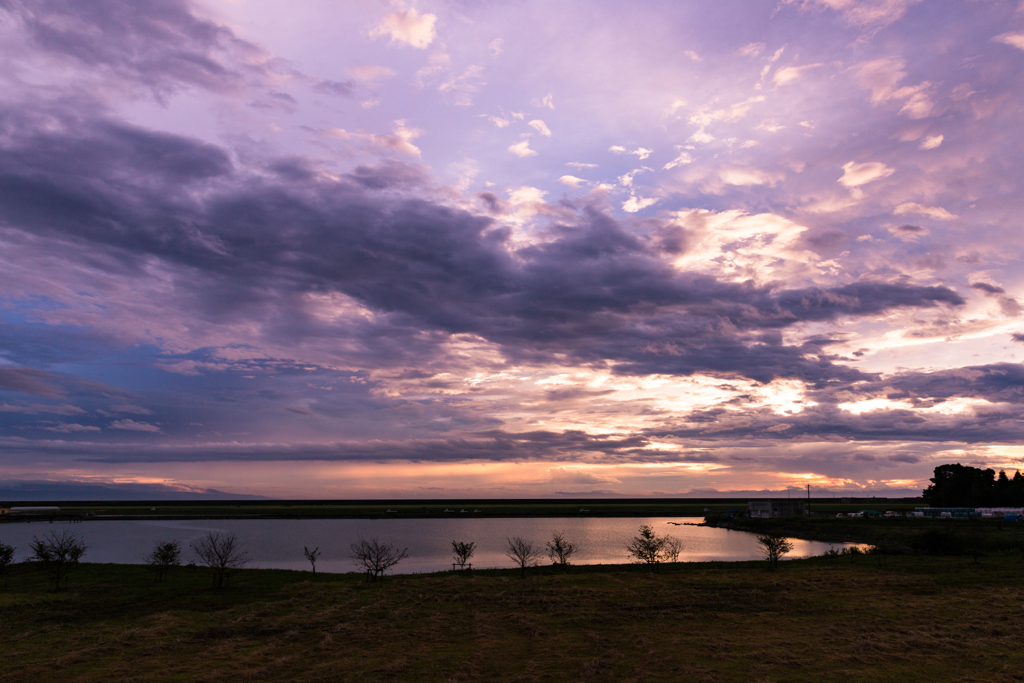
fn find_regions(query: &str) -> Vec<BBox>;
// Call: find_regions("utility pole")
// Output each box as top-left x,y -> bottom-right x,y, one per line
807,484 -> 811,514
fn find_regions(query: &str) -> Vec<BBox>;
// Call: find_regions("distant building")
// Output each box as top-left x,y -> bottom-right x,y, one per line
748,500 -> 806,519
975,507 -> 1024,518
9,506 -> 60,514
914,507 -> 980,519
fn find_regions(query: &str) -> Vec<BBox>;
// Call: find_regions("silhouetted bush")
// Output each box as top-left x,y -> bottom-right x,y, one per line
912,529 -> 964,556
30,531 -> 88,592
0,541 -> 14,588
145,540 -> 181,581
191,532 -> 249,588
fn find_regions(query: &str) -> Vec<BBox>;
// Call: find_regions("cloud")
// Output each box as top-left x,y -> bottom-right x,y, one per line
610,146 -> 653,160
838,161 -> 895,188
110,419 -> 161,432
919,135 -> 943,150
971,282 -> 1005,295
0,366 -> 70,399
508,140 -> 537,157
852,58 -> 907,104
737,42 -> 766,57
852,59 -> 935,118
663,150 -> 693,170
718,168 -> 779,187
438,64 -> 486,106
0,0 -> 269,98
528,120 -> 552,137
888,224 -> 928,241
559,175 -> 586,188
46,423 -> 101,433
533,93 -> 555,109
993,32 -> 1024,50
370,9 -> 437,49
347,65 -> 397,83
0,402 -> 86,415
328,120 -> 424,156
894,203 -> 958,220
622,195 -> 659,213
783,0 -> 922,28
773,63 -> 823,86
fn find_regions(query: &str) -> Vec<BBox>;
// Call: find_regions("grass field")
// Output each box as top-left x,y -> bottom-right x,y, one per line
2,553 -> 1023,682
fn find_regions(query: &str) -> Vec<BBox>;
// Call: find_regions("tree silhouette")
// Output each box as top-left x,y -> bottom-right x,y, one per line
350,537 -> 408,581
303,545 -> 321,574
30,531 -> 87,592
191,532 -> 249,588
145,540 -> 181,581
505,536 -> 541,578
451,540 -> 475,570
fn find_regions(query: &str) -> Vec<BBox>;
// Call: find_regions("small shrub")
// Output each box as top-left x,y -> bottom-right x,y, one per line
191,532 -> 249,588
145,540 -> 181,581
912,529 -> 964,556
30,531 -> 88,592
0,541 -> 15,588
546,531 -> 577,569
626,525 -> 682,571
755,533 -> 793,570
505,536 -> 541,578
452,540 -> 475,570
350,537 -> 408,581
304,545 -> 321,574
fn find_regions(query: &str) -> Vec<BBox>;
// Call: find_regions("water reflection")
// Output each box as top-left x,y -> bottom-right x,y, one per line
0,517 -> 863,574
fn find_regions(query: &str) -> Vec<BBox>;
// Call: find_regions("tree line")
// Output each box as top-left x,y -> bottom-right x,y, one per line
922,464 -> 1024,507
0,524 -> 796,591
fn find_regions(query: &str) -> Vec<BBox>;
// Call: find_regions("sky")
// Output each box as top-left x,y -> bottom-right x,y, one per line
2,0 -> 1024,500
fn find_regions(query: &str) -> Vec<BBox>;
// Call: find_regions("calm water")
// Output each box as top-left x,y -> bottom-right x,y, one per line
0,517 -> 862,574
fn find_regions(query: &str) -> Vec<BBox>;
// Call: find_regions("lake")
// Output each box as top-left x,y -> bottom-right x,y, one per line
0,517 -> 861,574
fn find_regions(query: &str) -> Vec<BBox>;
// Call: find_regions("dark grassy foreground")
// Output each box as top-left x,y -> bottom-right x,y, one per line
2,556 -> 1023,683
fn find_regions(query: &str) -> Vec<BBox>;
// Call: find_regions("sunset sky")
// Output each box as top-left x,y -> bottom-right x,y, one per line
3,0 -> 1024,499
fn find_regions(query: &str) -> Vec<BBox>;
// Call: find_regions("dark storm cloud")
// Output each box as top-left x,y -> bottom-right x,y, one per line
829,363 -> 1024,405
971,282 -> 1005,295
0,366 -> 69,399
655,401 -> 1024,444
0,0 -> 263,96
0,428 -> 654,464
0,106 -> 967,387
313,80 -> 356,97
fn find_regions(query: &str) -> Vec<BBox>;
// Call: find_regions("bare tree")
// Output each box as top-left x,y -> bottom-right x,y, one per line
145,540 -> 181,581
30,531 -> 88,592
451,540 -> 475,570
505,536 -> 541,578
626,525 -> 681,571
191,531 -> 249,588
662,536 -> 683,563
756,533 -> 794,570
0,541 -> 14,589
303,545 -> 321,574
350,536 -> 408,581
546,531 -> 577,569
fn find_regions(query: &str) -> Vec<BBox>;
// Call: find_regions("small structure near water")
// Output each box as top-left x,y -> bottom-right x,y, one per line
748,500 -> 806,519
